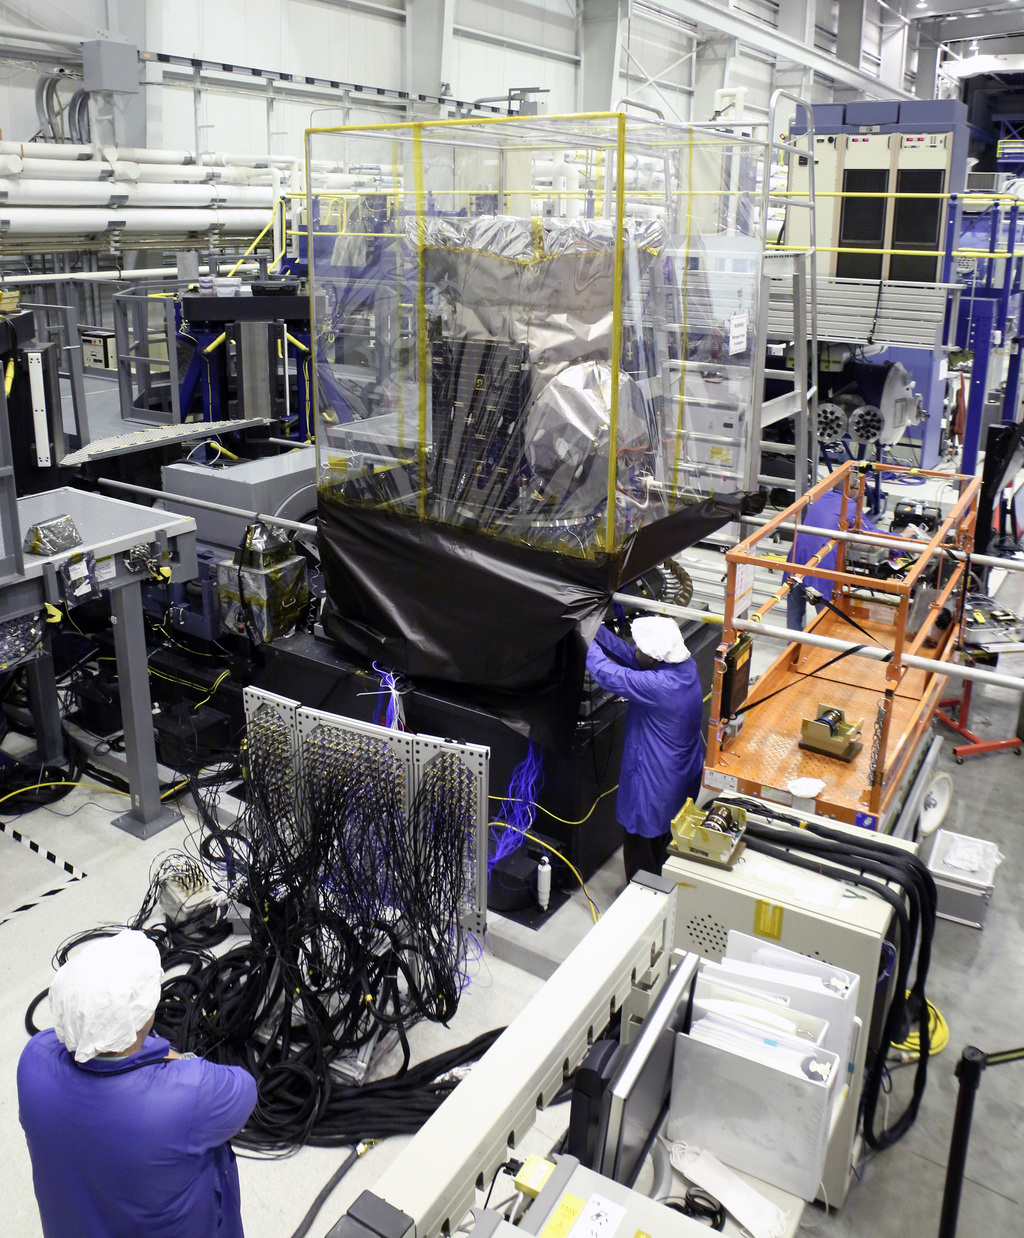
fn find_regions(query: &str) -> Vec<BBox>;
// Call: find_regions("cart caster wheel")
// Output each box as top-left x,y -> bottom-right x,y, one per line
955,756 -> 964,765
1016,748 -> 1022,757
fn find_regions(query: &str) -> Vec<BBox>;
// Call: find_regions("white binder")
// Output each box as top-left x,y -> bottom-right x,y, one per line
668,1016 -> 840,1200
706,931 -> 861,1080
693,974 -> 830,1046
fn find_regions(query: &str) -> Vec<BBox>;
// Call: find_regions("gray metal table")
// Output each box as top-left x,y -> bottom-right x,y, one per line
18,488 -> 197,838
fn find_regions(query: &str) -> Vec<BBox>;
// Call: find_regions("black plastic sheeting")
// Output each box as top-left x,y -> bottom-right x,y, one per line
318,490 -> 763,753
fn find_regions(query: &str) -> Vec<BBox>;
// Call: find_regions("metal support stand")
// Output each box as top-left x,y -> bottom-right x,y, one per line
960,299 -> 998,478
936,674 -> 1023,761
939,1044 -> 1024,1238
24,651 -> 65,765
109,581 -> 179,838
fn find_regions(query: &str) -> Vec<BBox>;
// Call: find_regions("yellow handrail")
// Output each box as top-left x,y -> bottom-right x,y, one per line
226,199 -> 281,278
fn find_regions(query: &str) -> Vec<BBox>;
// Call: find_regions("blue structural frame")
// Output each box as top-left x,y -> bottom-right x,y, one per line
175,301 -> 315,441
791,100 -> 1024,471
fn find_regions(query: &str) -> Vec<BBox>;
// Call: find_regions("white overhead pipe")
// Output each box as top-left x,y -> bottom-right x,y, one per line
0,177 -> 275,209
0,262 -> 258,286
105,146 -> 301,171
0,141 -> 94,160
0,207 -> 268,235
0,155 -> 112,180
0,23 -> 84,47
0,156 -> 278,187
102,146 -> 197,165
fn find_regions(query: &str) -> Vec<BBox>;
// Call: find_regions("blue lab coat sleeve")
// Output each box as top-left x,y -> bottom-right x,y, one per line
185,1060 -> 258,1154
587,640 -> 678,707
585,643 -> 706,839
592,624 -> 638,667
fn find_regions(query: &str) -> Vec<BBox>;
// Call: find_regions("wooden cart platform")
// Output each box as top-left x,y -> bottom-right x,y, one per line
703,607 -> 952,829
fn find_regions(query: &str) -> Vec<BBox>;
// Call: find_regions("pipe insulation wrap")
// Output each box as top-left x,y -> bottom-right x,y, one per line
0,179 -> 277,209
0,207 -> 270,235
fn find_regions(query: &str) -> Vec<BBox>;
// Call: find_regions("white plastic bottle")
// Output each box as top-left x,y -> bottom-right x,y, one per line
537,855 -> 551,911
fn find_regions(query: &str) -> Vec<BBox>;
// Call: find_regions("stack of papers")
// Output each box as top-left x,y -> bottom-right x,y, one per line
667,932 -> 862,1201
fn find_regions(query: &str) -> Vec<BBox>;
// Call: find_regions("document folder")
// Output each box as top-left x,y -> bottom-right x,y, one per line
668,1016 -> 840,1200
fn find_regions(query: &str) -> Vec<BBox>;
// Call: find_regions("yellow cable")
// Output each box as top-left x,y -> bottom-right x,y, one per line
892,994 -> 949,1060
488,784 -> 619,827
0,780 -> 126,809
192,669 -> 230,711
490,820 -> 600,923
0,778 -> 190,812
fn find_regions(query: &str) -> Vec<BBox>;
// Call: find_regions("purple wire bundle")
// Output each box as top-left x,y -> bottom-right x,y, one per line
489,741 -> 544,873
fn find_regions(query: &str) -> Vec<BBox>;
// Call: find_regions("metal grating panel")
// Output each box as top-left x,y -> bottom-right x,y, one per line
414,733 -> 490,937
767,277 -> 956,347
58,417 -> 271,466
296,705 -> 416,818
241,691 -> 489,936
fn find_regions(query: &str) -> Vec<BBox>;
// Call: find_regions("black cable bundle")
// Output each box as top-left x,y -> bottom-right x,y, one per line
714,796 -> 937,1151
24,694 -> 493,1157
145,708 -> 484,1153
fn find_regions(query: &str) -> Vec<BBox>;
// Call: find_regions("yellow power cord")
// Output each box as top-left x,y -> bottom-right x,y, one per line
892,994 -> 949,1060
489,783 -> 619,827
0,778 -> 187,811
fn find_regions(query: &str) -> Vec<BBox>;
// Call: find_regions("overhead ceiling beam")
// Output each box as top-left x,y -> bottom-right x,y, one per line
653,0 -> 914,100
932,11 -> 1024,42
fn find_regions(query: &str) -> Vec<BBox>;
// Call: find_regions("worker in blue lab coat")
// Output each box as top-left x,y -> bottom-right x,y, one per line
18,930 -> 257,1238
586,614 -> 705,882
786,487 -> 882,629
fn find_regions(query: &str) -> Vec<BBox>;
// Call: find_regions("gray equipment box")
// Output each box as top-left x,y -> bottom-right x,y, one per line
161,448 -> 315,549
927,829 -> 1002,929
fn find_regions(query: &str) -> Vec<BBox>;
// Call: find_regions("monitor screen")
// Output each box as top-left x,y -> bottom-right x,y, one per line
602,954 -> 699,1187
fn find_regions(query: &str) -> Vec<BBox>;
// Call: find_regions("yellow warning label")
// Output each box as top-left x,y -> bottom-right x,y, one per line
540,1193 -> 585,1238
709,445 -> 734,465
754,899 -> 784,940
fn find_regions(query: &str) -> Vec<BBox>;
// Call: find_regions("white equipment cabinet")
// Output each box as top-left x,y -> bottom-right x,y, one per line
664,811 -> 917,1209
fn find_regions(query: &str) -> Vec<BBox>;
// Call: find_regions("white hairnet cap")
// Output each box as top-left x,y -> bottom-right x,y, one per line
49,930 -> 162,1063
631,615 -> 690,664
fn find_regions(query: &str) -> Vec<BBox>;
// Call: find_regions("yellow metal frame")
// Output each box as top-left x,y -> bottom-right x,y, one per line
304,110 -> 643,552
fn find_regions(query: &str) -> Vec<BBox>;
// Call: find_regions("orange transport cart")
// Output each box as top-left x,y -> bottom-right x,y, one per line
703,460 -> 979,831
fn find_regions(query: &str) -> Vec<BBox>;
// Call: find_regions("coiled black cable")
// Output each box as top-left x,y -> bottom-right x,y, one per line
714,796 -> 936,1150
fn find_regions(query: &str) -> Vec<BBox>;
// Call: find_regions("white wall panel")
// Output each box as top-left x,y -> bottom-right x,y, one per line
619,11 -> 694,122
0,0 -> 869,164
455,0 -> 577,58
450,35 -> 577,113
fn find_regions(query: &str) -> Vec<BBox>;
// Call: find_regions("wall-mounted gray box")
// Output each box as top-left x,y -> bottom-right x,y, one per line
82,40 -> 139,94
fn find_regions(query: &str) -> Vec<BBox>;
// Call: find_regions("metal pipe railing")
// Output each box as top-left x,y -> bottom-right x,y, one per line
98,478 -> 317,535
612,591 -> 1024,695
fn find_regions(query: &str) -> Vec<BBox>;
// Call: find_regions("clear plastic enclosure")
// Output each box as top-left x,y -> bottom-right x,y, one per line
307,113 -> 765,557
